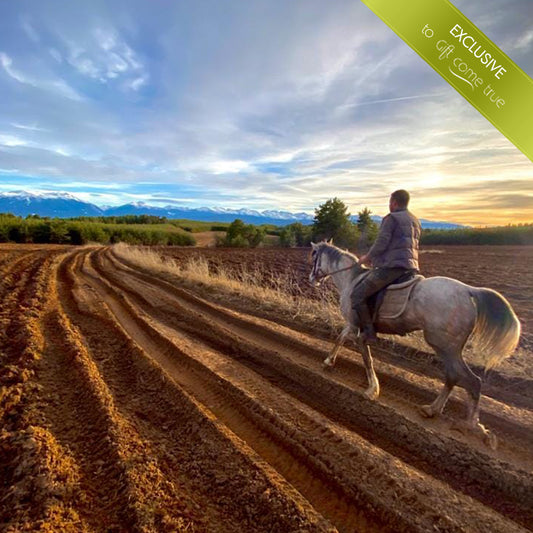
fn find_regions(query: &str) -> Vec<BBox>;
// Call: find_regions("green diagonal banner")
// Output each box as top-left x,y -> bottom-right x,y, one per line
360,0 -> 533,162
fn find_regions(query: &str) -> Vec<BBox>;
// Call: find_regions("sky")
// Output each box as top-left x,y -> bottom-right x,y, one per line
0,0 -> 532,226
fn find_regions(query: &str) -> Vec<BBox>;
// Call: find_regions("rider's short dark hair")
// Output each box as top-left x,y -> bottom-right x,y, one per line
391,189 -> 410,208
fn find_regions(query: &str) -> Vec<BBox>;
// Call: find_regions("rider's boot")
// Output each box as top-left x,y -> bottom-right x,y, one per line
355,304 -> 378,345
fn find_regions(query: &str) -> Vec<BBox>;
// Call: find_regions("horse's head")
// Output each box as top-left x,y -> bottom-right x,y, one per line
309,240 -> 333,287
309,240 -> 360,287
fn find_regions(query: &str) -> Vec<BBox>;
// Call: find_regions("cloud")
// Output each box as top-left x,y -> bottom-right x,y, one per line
512,28 -> 533,50
0,51 -> 83,100
11,122 -> 49,132
65,27 -> 147,90
0,134 -> 27,147
0,52 -> 28,83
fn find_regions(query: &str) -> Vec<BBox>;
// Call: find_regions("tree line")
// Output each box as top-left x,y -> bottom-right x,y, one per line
0,214 -> 195,246
70,214 -> 170,225
421,224 -> 533,245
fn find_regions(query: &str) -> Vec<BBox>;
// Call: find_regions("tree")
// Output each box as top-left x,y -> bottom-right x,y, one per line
225,219 -> 247,242
221,219 -> 266,247
356,207 -> 379,253
312,198 -> 358,248
279,222 -> 312,247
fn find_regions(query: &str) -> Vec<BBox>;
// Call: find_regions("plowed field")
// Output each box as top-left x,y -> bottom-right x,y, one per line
1,244 -> 532,532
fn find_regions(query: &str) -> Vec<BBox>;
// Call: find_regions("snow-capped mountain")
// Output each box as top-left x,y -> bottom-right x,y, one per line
0,191 -> 465,229
0,191 -> 104,217
102,202 -> 315,225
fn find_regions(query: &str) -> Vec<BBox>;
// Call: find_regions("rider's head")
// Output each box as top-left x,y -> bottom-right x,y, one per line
390,190 -> 410,212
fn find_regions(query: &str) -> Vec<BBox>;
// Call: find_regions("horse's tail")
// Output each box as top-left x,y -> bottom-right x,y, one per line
469,288 -> 521,372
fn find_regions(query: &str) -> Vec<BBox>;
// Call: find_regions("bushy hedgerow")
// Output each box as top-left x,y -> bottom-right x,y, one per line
71,214 -> 169,225
421,224 -> 533,245
0,214 -> 195,246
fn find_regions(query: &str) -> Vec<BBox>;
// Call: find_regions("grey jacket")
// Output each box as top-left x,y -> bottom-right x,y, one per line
367,209 -> 421,270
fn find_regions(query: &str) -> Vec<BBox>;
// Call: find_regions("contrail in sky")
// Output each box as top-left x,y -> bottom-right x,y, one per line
342,93 -> 449,108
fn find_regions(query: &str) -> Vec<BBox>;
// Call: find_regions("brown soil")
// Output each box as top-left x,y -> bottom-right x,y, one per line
1,244 -> 532,532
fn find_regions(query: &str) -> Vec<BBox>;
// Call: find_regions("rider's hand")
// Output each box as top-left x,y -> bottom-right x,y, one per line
359,254 -> 371,266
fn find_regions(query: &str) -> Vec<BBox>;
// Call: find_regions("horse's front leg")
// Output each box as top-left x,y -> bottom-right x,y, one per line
323,324 -> 351,369
360,343 -> 380,400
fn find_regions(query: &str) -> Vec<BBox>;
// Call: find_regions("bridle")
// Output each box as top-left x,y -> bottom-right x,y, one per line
313,264 -> 355,282
311,247 -> 359,283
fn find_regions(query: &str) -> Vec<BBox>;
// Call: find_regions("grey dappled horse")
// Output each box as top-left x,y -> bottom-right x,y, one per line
309,241 -> 520,446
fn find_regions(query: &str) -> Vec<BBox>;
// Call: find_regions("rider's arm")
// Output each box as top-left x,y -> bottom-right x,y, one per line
367,214 -> 394,261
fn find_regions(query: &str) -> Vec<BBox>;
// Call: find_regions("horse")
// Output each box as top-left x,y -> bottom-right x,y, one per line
309,241 -> 521,447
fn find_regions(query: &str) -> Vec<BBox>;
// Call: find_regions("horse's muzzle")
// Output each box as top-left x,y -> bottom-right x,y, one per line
309,273 -> 322,287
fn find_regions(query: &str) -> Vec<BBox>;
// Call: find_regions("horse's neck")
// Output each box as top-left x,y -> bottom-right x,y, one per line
330,254 -> 359,293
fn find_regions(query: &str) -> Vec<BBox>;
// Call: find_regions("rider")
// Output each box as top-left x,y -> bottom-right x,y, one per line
353,189 -> 421,344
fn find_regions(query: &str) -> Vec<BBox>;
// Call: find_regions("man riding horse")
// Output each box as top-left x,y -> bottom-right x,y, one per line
310,193 -> 519,446
353,189 -> 421,344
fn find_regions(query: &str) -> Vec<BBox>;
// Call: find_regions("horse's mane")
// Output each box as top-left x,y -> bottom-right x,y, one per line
316,242 -> 358,266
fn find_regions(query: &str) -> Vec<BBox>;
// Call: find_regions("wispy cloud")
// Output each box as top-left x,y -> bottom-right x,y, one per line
0,52 -> 28,83
0,134 -> 27,147
0,51 -> 83,100
65,27 -> 148,92
11,122 -> 49,132
513,28 -> 533,51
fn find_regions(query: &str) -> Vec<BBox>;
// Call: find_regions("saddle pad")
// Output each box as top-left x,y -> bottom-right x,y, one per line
378,275 -> 424,319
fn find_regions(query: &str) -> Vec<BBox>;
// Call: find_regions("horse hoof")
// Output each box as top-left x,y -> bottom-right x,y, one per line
322,361 -> 334,371
450,421 -> 498,450
476,423 -> 498,450
483,431 -> 498,450
418,405 -> 436,419
364,388 -> 379,401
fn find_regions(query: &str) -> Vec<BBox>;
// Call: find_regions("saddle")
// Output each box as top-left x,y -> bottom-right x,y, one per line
367,272 -> 424,321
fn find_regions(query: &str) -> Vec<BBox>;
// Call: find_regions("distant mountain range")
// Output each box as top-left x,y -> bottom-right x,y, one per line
0,191 -> 466,229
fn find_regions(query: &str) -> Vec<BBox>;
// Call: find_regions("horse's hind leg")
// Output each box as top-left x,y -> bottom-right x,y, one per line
435,351 -> 482,426
419,345 -> 480,419
451,357 -> 497,448
422,348 -> 497,448
456,358 -> 482,427
419,348 -> 457,418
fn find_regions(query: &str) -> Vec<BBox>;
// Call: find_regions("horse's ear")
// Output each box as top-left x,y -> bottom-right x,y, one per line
327,238 -> 333,245
310,242 -> 317,250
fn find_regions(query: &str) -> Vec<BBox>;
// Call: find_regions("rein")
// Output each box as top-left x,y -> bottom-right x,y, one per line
314,264 -> 357,282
